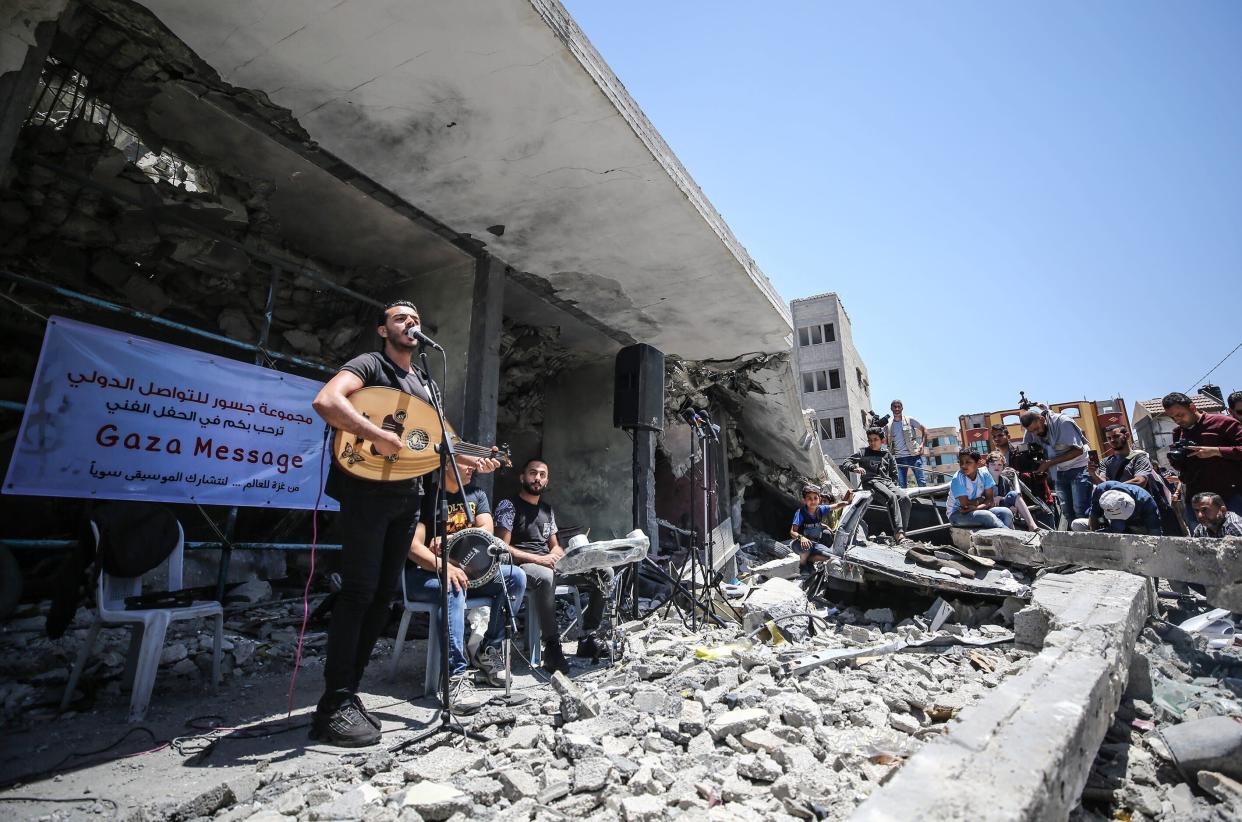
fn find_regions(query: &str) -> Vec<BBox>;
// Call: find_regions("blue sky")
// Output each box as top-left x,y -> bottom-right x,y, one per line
564,1 -> 1242,428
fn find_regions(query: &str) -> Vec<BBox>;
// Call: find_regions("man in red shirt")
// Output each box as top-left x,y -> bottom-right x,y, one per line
1162,392 -> 1242,532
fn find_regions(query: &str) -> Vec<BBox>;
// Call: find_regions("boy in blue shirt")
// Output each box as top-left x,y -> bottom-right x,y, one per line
790,484 -> 847,573
948,449 -> 1015,529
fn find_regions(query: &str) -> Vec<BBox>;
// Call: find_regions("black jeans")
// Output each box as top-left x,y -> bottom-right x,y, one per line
867,479 -> 911,536
318,490 -> 421,712
520,563 -> 614,640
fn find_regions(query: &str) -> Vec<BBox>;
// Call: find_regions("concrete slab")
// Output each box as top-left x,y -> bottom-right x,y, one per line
850,570 -> 1149,822
842,542 -> 1031,600
1039,532 -> 1242,610
965,528 -> 1047,567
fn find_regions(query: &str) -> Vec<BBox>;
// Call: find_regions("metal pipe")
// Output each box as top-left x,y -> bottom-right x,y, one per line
0,269 -> 334,375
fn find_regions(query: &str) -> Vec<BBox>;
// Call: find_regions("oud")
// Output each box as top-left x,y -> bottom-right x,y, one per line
331,386 -> 511,481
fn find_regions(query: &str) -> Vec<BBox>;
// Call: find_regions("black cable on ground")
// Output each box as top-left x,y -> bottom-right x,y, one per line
0,726 -> 165,791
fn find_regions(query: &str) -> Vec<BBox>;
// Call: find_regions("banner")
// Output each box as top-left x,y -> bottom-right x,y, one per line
3,316 -> 338,510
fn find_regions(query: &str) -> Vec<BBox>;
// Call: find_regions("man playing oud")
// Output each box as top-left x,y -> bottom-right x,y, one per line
311,300 -> 499,747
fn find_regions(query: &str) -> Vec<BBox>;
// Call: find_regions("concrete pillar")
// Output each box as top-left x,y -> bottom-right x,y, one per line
0,2 -> 65,179
461,253 -> 504,497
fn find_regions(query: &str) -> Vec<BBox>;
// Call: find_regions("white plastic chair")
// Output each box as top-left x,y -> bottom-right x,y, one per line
391,572 -> 489,696
61,521 -> 223,722
524,584 -> 583,667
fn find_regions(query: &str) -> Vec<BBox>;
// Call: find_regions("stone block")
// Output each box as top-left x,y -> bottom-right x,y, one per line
851,570 -> 1149,822
708,708 -> 769,741
1040,531 -> 1242,590
398,782 -> 469,821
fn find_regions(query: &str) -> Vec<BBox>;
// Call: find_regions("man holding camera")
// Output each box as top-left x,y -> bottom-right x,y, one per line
1162,392 -> 1242,531
1020,407 -> 1092,526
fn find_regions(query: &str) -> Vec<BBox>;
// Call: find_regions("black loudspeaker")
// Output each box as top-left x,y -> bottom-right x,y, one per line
614,344 -> 665,431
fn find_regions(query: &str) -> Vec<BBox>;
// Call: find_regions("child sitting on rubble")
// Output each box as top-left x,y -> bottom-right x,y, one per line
948,449 -> 1015,530
790,484 -> 846,573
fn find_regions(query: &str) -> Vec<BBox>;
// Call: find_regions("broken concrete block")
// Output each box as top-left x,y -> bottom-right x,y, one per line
572,757 -> 615,793
398,782 -> 468,821
679,699 -> 706,736
862,608 -> 894,625
853,571 -> 1149,822
709,708 -> 769,740
550,671 -> 599,721
498,769 -> 539,801
739,728 -> 783,755
924,598 -> 954,632
620,794 -> 666,822
313,784 -> 382,821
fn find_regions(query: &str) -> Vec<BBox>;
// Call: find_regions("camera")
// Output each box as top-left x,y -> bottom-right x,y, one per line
1017,391 -> 1037,411
866,410 -> 891,429
1167,439 -> 1196,470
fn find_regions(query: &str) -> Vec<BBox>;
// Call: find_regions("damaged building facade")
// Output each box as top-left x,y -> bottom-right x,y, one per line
0,0 -> 832,581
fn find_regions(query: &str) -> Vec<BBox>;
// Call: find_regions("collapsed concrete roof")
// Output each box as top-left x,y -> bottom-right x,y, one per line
139,0 -> 792,363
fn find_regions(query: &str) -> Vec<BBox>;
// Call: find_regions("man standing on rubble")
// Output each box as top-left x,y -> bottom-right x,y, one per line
887,400 -> 928,488
1163,391 -> 1242,531
1020,406 -> 1093,527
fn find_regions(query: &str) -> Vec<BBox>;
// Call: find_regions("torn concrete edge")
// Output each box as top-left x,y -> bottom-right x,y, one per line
850,570 -> 1150,822
968,529 -> 1242,611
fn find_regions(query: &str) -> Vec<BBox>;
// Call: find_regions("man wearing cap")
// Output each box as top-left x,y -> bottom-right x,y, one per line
1071,481 -> 1163,535
1021,407 -> 1093,526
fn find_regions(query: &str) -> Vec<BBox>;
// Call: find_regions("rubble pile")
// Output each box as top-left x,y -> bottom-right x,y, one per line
0,584 -> 330,724
1074,613 -> 1242,822
128,607 -> 1032,822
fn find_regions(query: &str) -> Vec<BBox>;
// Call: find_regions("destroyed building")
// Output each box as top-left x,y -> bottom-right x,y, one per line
0,0 -> 834,596
1,5 -> 1239,822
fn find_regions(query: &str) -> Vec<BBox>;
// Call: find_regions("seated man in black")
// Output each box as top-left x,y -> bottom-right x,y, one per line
494,459 -> 613,674
840,428 -> 912,543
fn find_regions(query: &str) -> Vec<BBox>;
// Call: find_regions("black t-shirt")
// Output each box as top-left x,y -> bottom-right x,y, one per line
494,497 -> 557,555
419,484 -> 491,538
325,350 -> 433,501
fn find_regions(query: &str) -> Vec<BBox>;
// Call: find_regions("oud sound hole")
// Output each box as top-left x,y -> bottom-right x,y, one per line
406,429 -> 430,451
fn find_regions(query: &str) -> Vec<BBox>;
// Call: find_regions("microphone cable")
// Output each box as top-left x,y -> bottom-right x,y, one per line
287,424 -> 331,716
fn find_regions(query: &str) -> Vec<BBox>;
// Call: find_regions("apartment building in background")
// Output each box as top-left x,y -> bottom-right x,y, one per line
791,293 -> 872,462
923,425 -> 961,483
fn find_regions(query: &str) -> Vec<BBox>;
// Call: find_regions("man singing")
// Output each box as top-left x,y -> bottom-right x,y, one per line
310,300 -> 499,747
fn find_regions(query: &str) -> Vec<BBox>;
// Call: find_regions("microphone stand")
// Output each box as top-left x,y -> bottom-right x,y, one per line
391,345 -> 486,753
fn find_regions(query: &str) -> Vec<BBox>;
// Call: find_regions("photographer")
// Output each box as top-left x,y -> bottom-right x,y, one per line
991,423 -> 1056,528
1163,391 -> 1242,531
840,428 -> 912,543
1020,407 -> 1092,526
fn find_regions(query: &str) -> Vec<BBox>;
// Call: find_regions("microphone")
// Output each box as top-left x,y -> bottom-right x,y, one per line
488,544 -> 510,557
404,325 -> 443,351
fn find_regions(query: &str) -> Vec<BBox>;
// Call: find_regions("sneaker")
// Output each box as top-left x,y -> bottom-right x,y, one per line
477,645 -> 509,688
542,639 -> 571,676
440,672 -> 488,715
309,698 -> 381,747
348,693 -> 381,732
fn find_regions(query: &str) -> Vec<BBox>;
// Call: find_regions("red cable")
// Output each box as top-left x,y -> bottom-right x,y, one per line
286,431 -> 328,716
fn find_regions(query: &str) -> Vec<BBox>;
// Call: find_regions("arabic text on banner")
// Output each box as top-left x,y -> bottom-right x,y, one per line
3,316 -> 339,511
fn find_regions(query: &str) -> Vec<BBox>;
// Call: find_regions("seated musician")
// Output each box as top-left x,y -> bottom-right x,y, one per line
404,464 -> 526,706
494,458 -> 613,674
